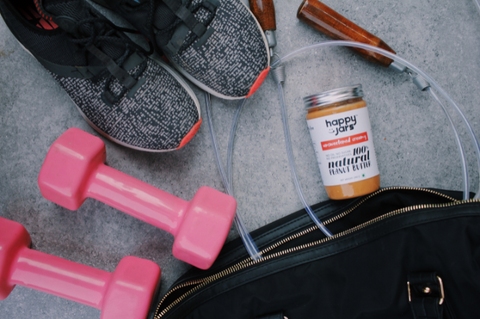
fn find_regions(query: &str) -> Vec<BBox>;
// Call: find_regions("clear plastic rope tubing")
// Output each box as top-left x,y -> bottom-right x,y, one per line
426,87 -> 469,200
473,0 -> 480,16
271,40 -> 480,199
204,93 -> 262,260
206,41 -> 480,259
277,81 -> 333,237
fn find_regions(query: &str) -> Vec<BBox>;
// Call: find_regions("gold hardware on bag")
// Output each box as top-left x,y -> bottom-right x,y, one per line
408,276 -> 445,305
156,188 -> 467,318
437,276 -> 445,305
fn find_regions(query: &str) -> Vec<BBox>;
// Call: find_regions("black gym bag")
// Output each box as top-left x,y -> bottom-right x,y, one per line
147,187 -> 480,319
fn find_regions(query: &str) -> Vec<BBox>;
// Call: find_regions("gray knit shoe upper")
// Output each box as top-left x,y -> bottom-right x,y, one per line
51,58 -> 201,151
91,0 -> 271,99
0,0 -> 201,151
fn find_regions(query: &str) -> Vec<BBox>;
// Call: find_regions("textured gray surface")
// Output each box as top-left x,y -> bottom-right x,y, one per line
1,0 -> 480,318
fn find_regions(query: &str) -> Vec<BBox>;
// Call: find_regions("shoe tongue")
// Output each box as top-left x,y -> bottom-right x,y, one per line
154,3 -> 178,30
41,0 -> 126,61
154,0 -> 214,48
42,0 -> 88,21
153,3 -> 179,46
154,0 -> 214,46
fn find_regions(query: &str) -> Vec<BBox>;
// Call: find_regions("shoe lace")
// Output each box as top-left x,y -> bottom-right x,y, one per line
67,15 -> 152,105
148,0 -> 216,53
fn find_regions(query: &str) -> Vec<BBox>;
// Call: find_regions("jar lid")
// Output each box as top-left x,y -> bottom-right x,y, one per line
303,84 -> 364,109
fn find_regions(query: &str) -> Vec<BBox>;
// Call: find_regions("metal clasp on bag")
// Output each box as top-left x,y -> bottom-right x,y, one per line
407,275 -> 445,305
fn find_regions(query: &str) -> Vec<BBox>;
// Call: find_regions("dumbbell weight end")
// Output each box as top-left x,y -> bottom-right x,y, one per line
0,217 -> 161,319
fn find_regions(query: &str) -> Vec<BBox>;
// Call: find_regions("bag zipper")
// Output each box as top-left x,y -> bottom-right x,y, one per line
154,187 -> 464,318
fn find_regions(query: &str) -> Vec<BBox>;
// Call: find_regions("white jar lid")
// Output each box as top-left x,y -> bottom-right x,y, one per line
304,84 -> 364,109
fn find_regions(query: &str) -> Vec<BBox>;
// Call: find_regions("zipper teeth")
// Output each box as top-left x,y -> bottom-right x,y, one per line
154,257 -> 256,317
154,279 -> 204,312
261,187 -> 456,255
156,261 -> 257,317
325,186 -> 457,224
154,188 -> 464,318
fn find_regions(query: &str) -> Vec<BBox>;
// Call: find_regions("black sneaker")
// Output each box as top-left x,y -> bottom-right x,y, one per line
0,0 -> 202,152
91,0 -> 271,100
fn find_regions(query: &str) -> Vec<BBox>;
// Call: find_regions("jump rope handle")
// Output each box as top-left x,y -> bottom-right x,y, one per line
297,0 -> 396,67
249,0 -> 277,56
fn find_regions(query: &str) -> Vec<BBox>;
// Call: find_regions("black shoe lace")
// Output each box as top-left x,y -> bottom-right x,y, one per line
147,0 -> 216,53
66,15 -> 152,105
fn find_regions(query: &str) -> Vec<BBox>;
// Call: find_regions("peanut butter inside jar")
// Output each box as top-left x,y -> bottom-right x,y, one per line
305,85 -> 380,200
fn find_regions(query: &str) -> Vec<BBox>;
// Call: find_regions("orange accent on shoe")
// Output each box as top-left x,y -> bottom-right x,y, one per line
22,6 -> 58,30
177,119 -> 202,150
39,19 -> 57,30
35,0 -> 54,21
246,67 -> 270,98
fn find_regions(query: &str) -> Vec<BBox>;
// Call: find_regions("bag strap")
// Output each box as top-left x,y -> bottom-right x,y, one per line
407,272 -> 445,319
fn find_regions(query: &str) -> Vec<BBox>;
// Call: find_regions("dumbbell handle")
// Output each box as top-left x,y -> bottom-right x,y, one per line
10,246 -> 110,309
87,164 -> 187,236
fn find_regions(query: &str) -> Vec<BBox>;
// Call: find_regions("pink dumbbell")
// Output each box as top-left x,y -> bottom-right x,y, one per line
0,217 -> 161,319
38,128 -> 237,270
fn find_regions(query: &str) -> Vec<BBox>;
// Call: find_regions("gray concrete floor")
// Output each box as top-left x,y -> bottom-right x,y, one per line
1,0 -> 480,318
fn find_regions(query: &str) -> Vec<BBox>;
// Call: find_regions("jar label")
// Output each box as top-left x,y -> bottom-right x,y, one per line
307,107 -> 379,186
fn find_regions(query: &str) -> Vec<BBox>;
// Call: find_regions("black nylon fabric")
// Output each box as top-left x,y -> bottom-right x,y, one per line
153,189 -> 480,319
172,188 -> 463,279
255,313 -> 284,319
185,215 -> 480,319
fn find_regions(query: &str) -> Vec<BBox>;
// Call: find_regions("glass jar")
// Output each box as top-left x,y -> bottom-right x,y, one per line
304,84 -> 380,200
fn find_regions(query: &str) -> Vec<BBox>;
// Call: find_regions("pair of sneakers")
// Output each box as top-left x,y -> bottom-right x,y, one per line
0,0 -> 270,151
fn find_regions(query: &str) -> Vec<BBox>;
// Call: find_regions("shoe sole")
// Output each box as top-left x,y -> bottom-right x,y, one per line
171,0 -> 271,100
16,38 -> 202,152
91,0 -> 271,100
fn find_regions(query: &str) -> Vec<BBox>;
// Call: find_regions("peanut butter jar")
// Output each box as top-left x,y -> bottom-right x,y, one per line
305,84 -> 380,200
